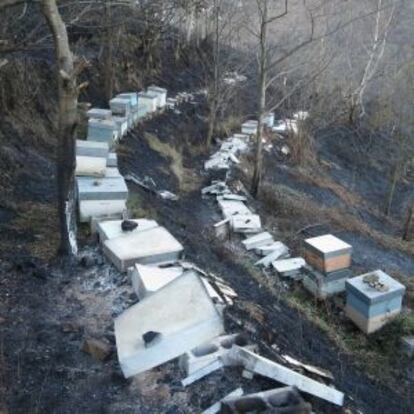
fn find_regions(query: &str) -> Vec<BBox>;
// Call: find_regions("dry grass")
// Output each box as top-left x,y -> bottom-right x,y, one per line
144,132 -> 201,192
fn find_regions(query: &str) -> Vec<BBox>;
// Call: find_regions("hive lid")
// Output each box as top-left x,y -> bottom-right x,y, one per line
304,234 -> 352,257
346,270 -> 406,305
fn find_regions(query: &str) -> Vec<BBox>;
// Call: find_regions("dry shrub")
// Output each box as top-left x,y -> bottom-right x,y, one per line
289,123 -> 316,166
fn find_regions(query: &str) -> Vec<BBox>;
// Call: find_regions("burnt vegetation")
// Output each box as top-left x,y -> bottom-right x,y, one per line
0,1 -> 413,413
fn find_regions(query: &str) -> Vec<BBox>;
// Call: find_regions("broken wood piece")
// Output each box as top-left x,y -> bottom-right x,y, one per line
222,346 -> 344,406
282,355 -> 334,380
181,359 -> 223,387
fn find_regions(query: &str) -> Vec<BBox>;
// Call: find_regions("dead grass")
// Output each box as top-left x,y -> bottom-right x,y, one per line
143,132 -> 201,192
127,193 -> 158,221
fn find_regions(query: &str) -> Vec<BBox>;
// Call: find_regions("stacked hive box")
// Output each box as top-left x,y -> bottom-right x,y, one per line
345,270 -> 405,334
137,92 -> 158,117
75,140 -> 108,177
117,93 -> 139,126
241,120 -> 258,135
147,86 -> 167,109
302,234 -> 352,299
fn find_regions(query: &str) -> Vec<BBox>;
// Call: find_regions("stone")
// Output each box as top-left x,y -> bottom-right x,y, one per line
82,338 -> 112,361
242,232 -> 273,251
121,219 -> 138,232
114,272 -> 224,377
103,226 -> 184,272
97,219 -> 159,242
143,331 -> 162,348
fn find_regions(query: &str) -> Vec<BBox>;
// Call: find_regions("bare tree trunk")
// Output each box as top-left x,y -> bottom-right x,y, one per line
384,162 -> 399,216
41,0 -> 78,256
103,0 -> 113,102
251,14 -> 267,197
402,205 -> 414,241
206,0 -> 220,149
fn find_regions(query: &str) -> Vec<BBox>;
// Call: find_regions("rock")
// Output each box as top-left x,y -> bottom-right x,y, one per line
121,219 -> 139,232
82,338 -> 112,361
143,331 -> 162,348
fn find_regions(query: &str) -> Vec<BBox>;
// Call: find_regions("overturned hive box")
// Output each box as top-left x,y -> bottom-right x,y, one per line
304,234 -> 352,274
345,270 -> 405,334
115,271 -> 224,378
103,225 -> 184,272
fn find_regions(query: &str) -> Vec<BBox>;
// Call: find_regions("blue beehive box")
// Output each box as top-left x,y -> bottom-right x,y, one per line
345,270 -> 405,334
87,119 -> 116,143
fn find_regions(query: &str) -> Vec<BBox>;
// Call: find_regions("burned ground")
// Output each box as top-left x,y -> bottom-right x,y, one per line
0,27 -> 413,414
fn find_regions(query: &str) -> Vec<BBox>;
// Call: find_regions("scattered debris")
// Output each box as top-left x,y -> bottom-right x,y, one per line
158,190 -> 179,201
222,346 -> 344,406
272,258 -> 306,279
242,232 -> 274,251
282,355 -> 334,380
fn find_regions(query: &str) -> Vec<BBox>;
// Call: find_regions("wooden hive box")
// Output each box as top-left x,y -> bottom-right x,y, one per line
345,270 -> 405,334
304,234 -> 352,274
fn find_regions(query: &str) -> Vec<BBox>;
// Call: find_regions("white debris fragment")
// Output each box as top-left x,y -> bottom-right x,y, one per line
242,232 -> 274,250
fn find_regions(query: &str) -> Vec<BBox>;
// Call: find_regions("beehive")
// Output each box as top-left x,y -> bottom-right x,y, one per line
137,92 -> 158,115
345,270 -> 405,334
304,234 -> 352,273
147,86 -> 167,108
87,119 -> 117,143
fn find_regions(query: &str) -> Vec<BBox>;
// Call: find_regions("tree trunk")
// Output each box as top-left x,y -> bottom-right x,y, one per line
41,0 -> 78,256
251,16 -> 267,197
103,0 -> 113,102
384,162 -> 399,216
402,205 -> 414,241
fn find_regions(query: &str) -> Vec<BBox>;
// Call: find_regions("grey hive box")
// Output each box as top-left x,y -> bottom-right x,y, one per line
345,270 -> 406,334
76,176 -> 128,201
87,119 -> 116,143
110,97 -> 131,116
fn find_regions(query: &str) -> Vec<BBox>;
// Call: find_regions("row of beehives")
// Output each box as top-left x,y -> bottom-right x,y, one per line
92,217 -> 344,412
75,86 -> 174,224
78,90 -> 346,411
202,117 -> 406,336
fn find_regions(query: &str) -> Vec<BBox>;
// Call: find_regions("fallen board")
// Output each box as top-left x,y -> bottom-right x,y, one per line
114,272 -> 224,377
225,346 -> 344,406
103,225 -> 184,272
